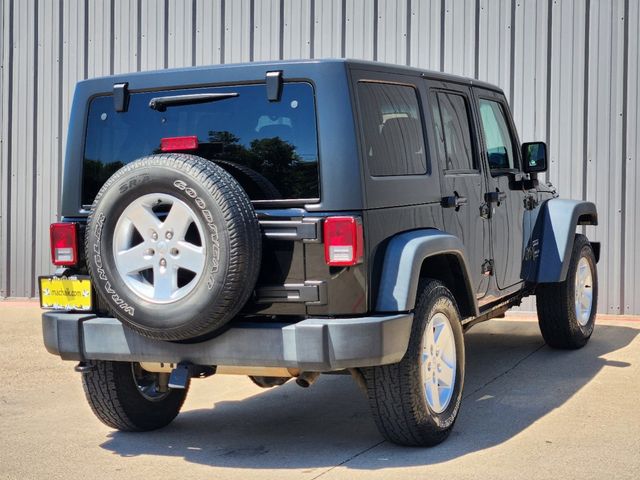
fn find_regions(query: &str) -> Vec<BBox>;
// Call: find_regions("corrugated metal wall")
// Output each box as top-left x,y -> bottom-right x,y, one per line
0,0 -> 638,314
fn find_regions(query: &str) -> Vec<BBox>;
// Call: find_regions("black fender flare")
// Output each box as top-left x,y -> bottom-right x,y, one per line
522,198 -> 598,283
375,229 -> 479,317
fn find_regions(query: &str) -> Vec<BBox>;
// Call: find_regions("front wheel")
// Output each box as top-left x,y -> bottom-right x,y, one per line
363,279 -> 465,446
536,234 -> 598,349
81,360 -> 189,431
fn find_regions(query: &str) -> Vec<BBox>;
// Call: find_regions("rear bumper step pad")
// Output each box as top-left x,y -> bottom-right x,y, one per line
42,312 -> 413,372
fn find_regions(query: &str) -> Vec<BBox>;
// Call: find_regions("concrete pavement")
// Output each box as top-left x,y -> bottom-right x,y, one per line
1,301 -> 639,479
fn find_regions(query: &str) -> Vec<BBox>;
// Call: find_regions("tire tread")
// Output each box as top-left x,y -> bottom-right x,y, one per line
536,234 -> 597,349
82,360 -> 188,432
362,280 -> 465,447
85,154 -> 262,341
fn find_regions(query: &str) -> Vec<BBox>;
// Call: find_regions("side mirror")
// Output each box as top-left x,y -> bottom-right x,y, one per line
522,141 -> 547,173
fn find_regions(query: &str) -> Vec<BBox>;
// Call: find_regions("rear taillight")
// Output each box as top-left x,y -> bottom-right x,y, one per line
323,216 -> 364,267
50,223 -> 78,266
160,135 -> 198,152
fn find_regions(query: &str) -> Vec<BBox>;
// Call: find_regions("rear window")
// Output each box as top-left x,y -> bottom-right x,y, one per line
82,82 -> 319,207
356,82 -> 427,177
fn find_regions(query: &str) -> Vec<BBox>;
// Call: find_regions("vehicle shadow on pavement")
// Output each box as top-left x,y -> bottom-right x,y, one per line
100,321 -> 637,470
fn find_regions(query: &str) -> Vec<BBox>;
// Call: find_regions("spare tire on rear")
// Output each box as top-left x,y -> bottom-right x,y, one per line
85,154 -> 262,341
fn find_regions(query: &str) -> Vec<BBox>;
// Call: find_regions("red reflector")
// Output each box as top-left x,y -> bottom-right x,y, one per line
160,135 -> 199,152
323,216 -> 364,267
50,223 -> 78,266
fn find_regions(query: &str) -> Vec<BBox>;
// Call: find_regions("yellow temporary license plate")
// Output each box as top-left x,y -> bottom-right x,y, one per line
39,276 -> 93,311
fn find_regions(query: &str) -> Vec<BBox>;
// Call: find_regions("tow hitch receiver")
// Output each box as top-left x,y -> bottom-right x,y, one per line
168,362 -> 215,389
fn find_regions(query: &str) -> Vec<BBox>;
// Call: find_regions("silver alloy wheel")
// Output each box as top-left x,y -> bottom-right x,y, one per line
112,193 -> 206,304
421,312 -> 457,414
132,363 -> 170,402
574,256 -> 594,326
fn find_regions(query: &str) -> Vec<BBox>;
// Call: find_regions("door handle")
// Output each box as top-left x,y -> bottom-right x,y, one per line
441,195 -> 468,209
484,189 -> 507,205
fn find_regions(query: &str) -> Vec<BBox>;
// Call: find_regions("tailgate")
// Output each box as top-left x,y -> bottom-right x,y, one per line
242,210 -> 367,317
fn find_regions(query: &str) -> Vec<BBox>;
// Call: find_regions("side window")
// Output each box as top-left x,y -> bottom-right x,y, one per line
478,98 -> 517,170
431,92 -> 476,171
357,82 -> 428,176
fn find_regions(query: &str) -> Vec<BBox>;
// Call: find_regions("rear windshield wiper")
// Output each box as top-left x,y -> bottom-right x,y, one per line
149,92 -> 239,112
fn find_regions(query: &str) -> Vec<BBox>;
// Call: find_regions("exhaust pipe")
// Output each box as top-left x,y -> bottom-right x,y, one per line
348,368 -> 368,395
296,371 -> 320,388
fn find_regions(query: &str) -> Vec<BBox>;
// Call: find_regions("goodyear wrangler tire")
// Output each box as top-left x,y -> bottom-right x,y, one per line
82,360 -> 189,431
536,234 -> 597,349
85,154 -> 262,341
362,279 -> 465,446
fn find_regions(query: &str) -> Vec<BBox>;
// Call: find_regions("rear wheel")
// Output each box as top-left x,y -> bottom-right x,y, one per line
536,234 -> 598,349
363,280 -> 465,446
81,360 -> 189,431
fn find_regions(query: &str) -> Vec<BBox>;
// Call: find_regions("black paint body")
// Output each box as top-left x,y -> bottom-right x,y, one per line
61,59 -> 558,321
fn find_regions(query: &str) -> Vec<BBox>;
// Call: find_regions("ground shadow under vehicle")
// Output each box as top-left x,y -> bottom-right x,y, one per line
99,320 -> 636,470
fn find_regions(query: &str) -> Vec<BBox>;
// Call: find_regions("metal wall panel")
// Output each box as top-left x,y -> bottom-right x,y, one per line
140,0 -> 166,71
624,0 -> 639,314
34,0 -> 63,293
585,0 -> 626,314
61,0 -> 86,155
114,0 -> 139,74
0,0 -> 637,316
377,0 -> 408,65
409,0 -> 441,70
195,0 -> 223,66
476,0 -> 511,99
511,0 -> 548,143
87,0 -> 112,78
283,0 -> 311,60
547,0 -> 587,199
7,0 -> 37,297
0,0 -> 9,297
313,0 -> 342,58
167,0 -> 194,68
442,0 -> 476,76
344,0 -> 375,60
253,0 -> 280,61
224,0 -> 251,63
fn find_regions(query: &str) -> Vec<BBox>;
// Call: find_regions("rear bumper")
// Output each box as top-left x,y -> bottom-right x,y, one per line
42,312 -> 413,372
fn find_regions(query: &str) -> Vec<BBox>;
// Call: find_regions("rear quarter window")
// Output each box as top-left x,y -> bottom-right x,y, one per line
356,82 -> 428,177
430,92 -> 477,172
82,82 -> 319,207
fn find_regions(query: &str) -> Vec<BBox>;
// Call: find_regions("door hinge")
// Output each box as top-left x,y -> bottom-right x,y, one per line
481,259 -> 494,276
113,82 -> 129,112
523,195 -> 538,210
524,239 -> 540,261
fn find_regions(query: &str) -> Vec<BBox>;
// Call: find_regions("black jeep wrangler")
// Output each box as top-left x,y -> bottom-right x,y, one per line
41,59 -> 599,447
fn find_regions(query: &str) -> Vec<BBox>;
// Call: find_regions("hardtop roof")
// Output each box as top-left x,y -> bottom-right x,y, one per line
340,58 -> 503,93
79,58 -> 504,95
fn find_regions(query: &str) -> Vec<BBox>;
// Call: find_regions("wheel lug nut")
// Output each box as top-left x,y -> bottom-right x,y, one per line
151,231 -> 158,241
165,231 -> 173,240
145,248 -> 155,256
159,258 -> 167,267
170,248 -> 179,256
